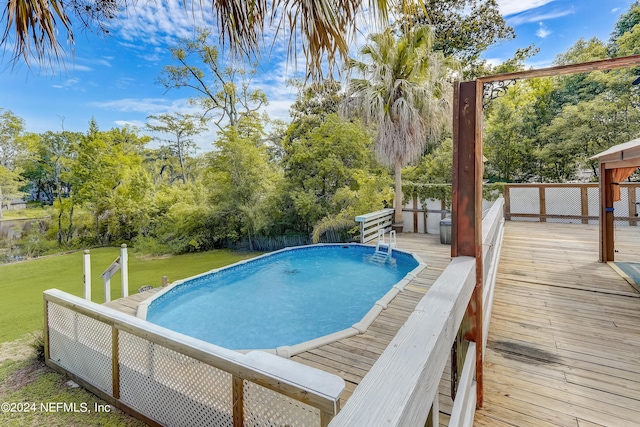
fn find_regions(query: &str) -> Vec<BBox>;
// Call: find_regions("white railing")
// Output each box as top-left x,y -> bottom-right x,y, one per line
355,208 -> 394,243
331,198 -> 505,427
43,289 -> 344,427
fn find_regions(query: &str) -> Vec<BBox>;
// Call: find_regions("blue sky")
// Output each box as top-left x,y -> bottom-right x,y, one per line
0,0 -> 637,150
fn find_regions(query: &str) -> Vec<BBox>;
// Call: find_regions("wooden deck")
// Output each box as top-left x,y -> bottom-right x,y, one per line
476,221 -> 640,427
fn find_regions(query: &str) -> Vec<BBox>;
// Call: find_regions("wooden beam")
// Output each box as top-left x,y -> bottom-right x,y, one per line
603,158 -> 640,169
479,54 -> 640,83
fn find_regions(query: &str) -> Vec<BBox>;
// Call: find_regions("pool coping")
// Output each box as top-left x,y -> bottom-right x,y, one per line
136,243 -> 427,358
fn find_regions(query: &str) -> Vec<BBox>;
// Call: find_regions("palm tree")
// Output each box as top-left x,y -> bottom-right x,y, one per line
344,26 -> 455,228
1,0 -> 418,77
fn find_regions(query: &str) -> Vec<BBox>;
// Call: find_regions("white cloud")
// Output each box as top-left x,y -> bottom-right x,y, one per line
536,22 -> 552,38
52,77 -> 81,89
507,8 -> 574,25
612,8 -> 621,13
498,0 -> 555,16
112,0 -> 217,47
91,97 -> 196,115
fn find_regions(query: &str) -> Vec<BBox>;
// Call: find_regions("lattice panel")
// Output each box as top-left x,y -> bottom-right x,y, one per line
243,380 -> 320,427
545,188 -> 581,224
118,331 -> 233,427
508,187 -> 539,222
47,302 -> 112,393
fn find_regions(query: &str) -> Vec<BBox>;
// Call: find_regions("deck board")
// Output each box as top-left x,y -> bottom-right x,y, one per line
478,221 -> 640,427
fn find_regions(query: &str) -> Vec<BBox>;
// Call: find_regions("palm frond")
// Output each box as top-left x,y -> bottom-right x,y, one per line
312,214 -> 356,244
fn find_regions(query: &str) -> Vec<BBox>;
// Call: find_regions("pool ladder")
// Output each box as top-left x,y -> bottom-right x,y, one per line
371,229 -> 396,264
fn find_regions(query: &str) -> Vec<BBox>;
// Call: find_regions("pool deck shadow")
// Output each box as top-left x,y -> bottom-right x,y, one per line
104,232 -> 455,422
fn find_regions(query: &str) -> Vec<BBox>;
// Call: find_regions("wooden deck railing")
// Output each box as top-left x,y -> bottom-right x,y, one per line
43,289 -> 344,427
504,183 -> 639,225
331,198 -> 505,427
355,208 -> 395,243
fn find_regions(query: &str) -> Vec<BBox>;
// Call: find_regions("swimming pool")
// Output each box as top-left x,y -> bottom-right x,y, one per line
138,244 -> 424,355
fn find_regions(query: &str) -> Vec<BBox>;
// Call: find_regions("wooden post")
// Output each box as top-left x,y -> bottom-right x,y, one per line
232,376 -> 244,427
83,250 -> 91,301
628,186 -> 637,226
504,186 -> 511,221
581,186 -> 589,225
539,186 -> 546,223
599,164 -> 615,262
112,327 -> 120,399
162,276 -> 169,287
451,80 -> 484,408
121,244 -> 128,298
413,195 -> 418,233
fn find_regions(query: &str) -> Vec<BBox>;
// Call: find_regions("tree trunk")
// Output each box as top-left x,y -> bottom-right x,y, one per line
0,186 -> 3,219
394,157 -> 403,224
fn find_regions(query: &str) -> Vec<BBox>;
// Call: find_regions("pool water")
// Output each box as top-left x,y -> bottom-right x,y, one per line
147,245 -> 419,350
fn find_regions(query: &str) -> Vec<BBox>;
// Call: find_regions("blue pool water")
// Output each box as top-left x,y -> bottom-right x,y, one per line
147,245 -> 419,350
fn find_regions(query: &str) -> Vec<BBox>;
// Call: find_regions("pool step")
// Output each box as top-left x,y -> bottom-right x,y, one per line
370,251 -> 390,264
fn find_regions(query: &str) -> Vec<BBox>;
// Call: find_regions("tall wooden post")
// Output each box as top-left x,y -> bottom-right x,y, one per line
452,80 -> 484,408
599,164 -> 615,262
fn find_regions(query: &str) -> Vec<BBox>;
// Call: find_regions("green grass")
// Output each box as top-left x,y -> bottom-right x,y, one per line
0,248 -> 258,344
0,206 -> 51,220
0,357 -> 145,426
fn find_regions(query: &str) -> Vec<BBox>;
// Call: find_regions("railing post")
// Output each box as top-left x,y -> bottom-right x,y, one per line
539,186 -> 546,223
112,327 -> 120,399
232,376 -> 244,427
452,79 -> 484,408
504,186 -> 511,220
581,186 -> 589,224
83,250 -> 91,301
121,244 -> 128,298
628,186 -> 637,226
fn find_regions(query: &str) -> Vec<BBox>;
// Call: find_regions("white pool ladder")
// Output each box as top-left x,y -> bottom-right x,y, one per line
371,229 -> 396,264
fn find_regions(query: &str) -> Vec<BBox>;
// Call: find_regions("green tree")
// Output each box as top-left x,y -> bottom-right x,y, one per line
0,165 -> 24,218
0,108 -> 26,170
207,116 -> 276,250
396,0 -> 513,77
609,1 -> 640,51
345,26 -> 456,226
146,113 -> 205,184
158,29 -> 268,130
73,120 -> 151,244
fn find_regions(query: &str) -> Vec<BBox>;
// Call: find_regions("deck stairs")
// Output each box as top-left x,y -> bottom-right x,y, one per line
370,229 -> 396,264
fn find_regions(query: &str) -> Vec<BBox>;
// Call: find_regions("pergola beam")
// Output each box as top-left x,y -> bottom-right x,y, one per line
479,54 -> 640,83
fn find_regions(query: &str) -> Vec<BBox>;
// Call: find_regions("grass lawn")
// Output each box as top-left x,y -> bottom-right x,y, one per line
0,248 -> 258,344
0,247 -> 259,426
0,356 -> 146,427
